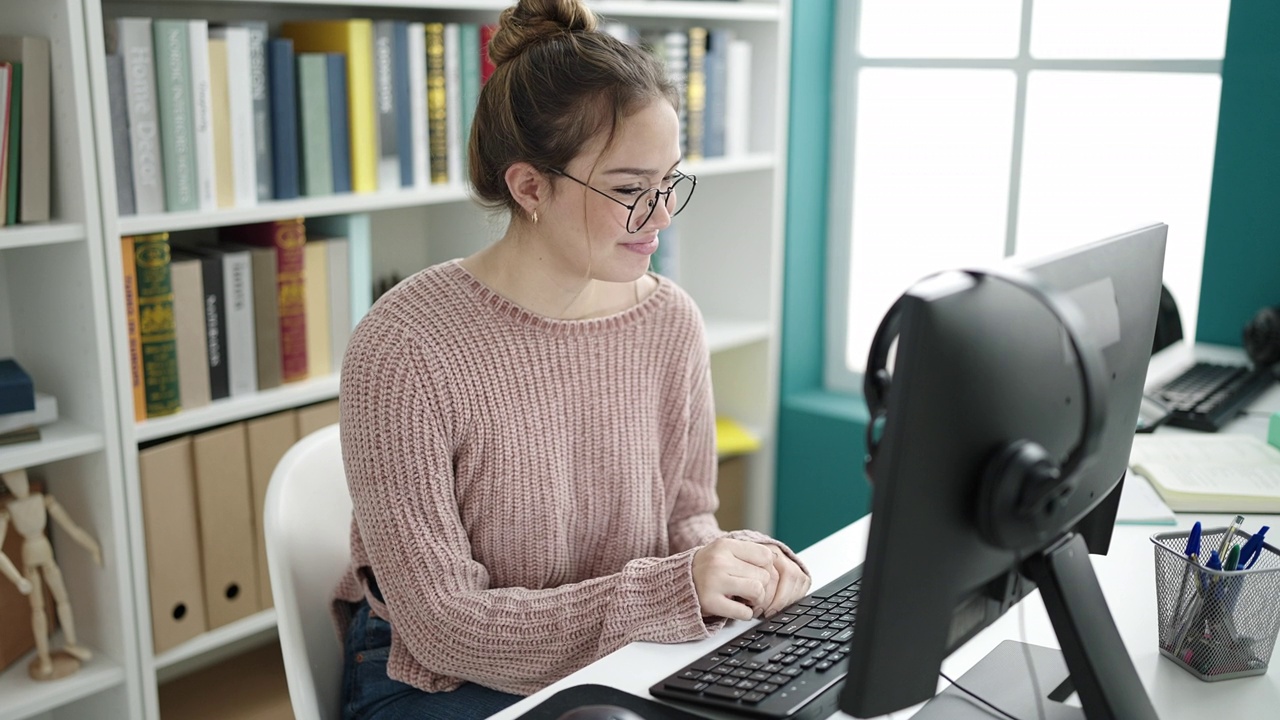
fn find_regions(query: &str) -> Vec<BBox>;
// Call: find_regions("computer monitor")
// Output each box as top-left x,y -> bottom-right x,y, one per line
840,225 -> 1168,719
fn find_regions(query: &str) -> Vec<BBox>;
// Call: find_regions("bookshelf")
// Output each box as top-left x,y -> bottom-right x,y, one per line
0,0 -> 791,718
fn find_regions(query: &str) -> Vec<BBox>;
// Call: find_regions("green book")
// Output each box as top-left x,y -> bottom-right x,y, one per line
133,232 -> 181,417
296,53 -> 333,196
152,19 -> 198,212
458,23 -> 480,179
5,62 -> 19,225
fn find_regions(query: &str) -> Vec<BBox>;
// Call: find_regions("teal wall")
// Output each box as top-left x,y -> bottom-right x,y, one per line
774,1 -> 1280,549
1196,1 -> 1280,344
775,0 -> 869,551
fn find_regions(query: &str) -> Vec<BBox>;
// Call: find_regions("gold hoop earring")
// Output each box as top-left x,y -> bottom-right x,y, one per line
532,210 -> 539,224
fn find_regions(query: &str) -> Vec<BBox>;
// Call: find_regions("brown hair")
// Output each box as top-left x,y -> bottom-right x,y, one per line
469,0 -> 679,215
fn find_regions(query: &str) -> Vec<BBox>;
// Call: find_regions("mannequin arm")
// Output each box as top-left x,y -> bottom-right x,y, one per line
46,497 -> 103,566
0,512 -> 32,593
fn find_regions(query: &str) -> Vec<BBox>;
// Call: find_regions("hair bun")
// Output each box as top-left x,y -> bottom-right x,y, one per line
488,0 -> 598,66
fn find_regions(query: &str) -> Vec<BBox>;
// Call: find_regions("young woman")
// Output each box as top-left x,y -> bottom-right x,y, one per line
336,1 -> 811,717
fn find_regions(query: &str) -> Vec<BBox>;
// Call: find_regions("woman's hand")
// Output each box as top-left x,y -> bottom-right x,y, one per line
692,538 -> 779,621
759,545 -> 811,618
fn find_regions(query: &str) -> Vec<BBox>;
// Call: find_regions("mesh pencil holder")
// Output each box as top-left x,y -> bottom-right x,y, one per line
1152,528 -> 1280,681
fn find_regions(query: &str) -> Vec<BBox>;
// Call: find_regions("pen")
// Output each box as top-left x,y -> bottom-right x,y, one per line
1217,514 -> 1246,562
1242,525 -> 1270,570
1171,522 -> 1203,625
1225,543 -> 1241,572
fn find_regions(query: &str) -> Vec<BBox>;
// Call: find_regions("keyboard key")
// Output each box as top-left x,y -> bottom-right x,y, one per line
704,686 -> 748,701
778,655 -> 797,665
800,658 -> 818,669
744,661 -> 764,670
798,598 -> 823,607
743,691 -> 768,704
832,629 -> 854,643
812,650 -> 829,660
804,640 -> 821,648
749,671 -> 772,682
772,614 -> 799,625
730,668 -> 753,679
777,617 -> 814,635
736,679 -> 759,691
759,623 -> 784,633
665,678 -> 709,693
717,676 -> 741,687
768,673 -> 791,685
699,673 -> 719,683
795,627 -> 838,640
815,661 -> 834,672
757,683 -> 779,694
763,663 -> 782,673
747,641 -> 773,652
720,646 -> 742,657
723,657 -> 746,666
821,642 -> 840,652
782,666 -> 803,677
689,656 -> 725,671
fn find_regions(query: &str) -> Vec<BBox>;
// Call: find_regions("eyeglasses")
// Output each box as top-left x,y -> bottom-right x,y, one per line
548,168 -> 697,233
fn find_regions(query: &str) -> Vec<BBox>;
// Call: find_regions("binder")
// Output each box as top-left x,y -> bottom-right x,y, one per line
138,436 -> 209,653
245,411 -> 299,609
296,399 -> 340,439
191,423 -> 260,627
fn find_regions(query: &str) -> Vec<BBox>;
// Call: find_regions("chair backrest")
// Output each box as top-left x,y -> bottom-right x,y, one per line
264,423 -> 351,720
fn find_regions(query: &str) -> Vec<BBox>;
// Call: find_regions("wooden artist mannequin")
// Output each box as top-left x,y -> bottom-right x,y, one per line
0,468 -> 102,680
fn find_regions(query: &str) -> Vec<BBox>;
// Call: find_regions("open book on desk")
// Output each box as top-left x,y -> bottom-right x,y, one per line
1128,434 -> 1280,512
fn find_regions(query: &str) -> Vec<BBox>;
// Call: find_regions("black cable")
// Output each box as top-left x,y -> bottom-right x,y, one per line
938,671 -> 1022,720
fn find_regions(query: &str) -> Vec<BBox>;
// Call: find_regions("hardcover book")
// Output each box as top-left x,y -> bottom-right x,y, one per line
222,219 -> 308,383
131,232 -> 181,417
112,19 -> 165,215
267,38 -> 299,200
121,235 -> 147,421
0,358 -> 34,414
0,36 -> 50,223
152,20 -> 198,212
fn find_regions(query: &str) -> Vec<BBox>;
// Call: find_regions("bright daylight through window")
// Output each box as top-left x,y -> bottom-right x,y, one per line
827,0 -> 1229,391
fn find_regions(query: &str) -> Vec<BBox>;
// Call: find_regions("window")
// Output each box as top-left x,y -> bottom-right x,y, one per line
826,0 -> 1229,392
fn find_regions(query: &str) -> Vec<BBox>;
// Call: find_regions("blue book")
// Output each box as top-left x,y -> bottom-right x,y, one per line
267,38 -> 299,200
326,53 -> 352,194
392,21 -> 414,188
0,359 -> 35,414
309,214 -> 372,326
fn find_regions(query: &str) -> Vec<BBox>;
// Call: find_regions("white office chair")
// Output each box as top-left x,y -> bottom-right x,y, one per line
264,423 -> 350,720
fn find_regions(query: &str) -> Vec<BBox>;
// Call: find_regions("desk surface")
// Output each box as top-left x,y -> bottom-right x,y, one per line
495,343 -> 1280,719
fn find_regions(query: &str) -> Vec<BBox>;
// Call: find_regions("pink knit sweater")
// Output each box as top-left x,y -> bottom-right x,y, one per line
334,259 -> 799,696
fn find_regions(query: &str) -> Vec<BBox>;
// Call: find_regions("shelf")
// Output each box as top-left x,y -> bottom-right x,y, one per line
153,609 -> 278,675
0,421 -> 106,474
0,223 -> 87,250
116,0 -> 782,22
135,375 -> 339,442
0,645 -> 127,720
705,319 -> 771,354
114,154 -> 773,237
118,185 -> 473,236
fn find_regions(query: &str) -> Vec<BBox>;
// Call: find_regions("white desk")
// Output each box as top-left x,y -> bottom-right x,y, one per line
495,342 -> 1280,719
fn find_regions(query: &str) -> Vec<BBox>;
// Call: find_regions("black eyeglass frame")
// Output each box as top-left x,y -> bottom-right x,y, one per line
547,168 -> 697,234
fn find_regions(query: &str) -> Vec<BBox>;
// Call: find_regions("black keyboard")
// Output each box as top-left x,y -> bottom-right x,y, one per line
1152,361 -> 1275,432
648,565 -> 863,720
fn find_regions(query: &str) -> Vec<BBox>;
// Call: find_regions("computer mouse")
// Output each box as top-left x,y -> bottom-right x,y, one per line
555,704 -> 647,720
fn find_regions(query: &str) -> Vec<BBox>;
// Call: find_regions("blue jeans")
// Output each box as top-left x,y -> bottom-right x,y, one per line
342,599 -> 522,719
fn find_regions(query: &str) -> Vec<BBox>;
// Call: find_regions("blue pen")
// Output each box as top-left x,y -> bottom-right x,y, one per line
1186,521 -> 1202,557
1243,525 -> 1270,570
1171,522 -> 1204,627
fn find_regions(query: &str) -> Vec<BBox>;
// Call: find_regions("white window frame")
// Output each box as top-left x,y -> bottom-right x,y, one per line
824,0 -> 1224,394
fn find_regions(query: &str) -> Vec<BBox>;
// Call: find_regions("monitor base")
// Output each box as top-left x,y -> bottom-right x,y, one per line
912,641 -> 1083,720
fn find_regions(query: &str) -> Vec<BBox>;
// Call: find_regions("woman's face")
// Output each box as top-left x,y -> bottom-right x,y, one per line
540,98 -> 683,284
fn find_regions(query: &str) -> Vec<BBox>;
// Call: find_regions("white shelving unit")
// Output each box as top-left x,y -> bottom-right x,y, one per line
0,1 -> 141,719
0,1 -> 791,718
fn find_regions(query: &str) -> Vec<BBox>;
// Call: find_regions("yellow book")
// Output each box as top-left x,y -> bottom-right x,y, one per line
716,416 -> 760,458
207,38 -> 235,208
303,240 -> 332,377
279,19 -> 377,193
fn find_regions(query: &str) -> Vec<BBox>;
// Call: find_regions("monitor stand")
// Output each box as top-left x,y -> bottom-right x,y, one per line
916,533 -> 1158,720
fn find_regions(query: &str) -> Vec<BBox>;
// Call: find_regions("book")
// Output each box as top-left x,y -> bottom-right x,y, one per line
1129,434 -> 1280,513
296,53 -> 333,196
0,427 -> 40,446
392,21 -> 413,188
0,36 -> 50,223
479,24 -> 497,85
0,358 -> 34,414
303,239 -> 332,377
187,20 -> 216,212
185,244 -> 256,396
121,236 -> 146,421
323,235 -> 351,370
0,63 -> 12,224
325,54 -> 351,194
407,23 -> 428,188
231,21 -> 273,203
112,19 -> 165,215
3,61 -> 18,225
309,214 -> 371,328
0,392 -> 56,434
425,23 -> 447,184
684,27 -> 707,162
443,24 -> 462,186
210,26 -> 257,208
169,252 -> 211,410
458,23 -> 481,176
703,28 -> 731,159
267,38 -> 299,200
131,232 -> 181,417
222,219 -> 308,383
152,20 -> 198,213
206,36 -> 234,208
192,250 -> 230,401
372,21 -> 399,191
724,39 -> 752,157
104,55 -> 136,216
279,19 -> 377,194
